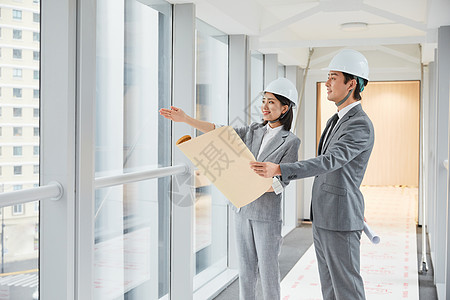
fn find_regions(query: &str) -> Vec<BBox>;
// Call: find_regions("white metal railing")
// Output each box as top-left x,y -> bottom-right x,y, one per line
0,181 -> 64,208
94,164 -> 188,189
0,165 -> 187,211
444,159 -> 449,170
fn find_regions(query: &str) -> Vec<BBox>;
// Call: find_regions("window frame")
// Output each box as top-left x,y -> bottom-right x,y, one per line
33,12 -> 40,23
13,146 -> 23,156
12,204 -> 24,215
13,88 -> 22,97
12,9 -> 22,20
13,68 -> 23,78
39,0 -> 77,298
13,126 -> 23,136
13,49 -> 23,59
13,29 -> 22,40
13,165 -> 22,175
13,107 -> 23,117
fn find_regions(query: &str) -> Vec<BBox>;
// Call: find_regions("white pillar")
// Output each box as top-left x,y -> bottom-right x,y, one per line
228,34 -> 250,269
283,66 -> 301,230
428,59 -> 437,264
435,25 -> 450,299
229,35 -> 249,128
264,54 -> 278,87
437,25 -> 450,300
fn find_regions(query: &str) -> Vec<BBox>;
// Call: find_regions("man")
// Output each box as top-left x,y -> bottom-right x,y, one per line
250,49 -> 374,300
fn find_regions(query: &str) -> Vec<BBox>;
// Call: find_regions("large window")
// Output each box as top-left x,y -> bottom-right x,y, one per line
0,3 -> 40,299
194,19 -> 229,290
95,0 -> 172,298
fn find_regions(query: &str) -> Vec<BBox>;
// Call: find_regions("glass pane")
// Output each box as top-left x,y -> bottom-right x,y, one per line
0,2 -> 40,299
194,19 -> 228,289
94,180 -> 168,299
95,0 -> 171,299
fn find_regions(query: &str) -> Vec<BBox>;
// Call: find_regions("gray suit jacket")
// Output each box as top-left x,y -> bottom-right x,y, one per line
233,123 -> 301,221
280,104 -> 374,231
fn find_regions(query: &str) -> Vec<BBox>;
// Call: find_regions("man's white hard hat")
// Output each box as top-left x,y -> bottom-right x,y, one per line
323,49 -> 370,81
264,78 -> 299,107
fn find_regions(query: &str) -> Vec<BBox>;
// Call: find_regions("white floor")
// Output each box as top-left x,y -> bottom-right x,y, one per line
281,186 -> 419,300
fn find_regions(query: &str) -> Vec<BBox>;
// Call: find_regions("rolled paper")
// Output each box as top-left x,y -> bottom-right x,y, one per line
176,135 -> 192,145
363,221 -> 380,244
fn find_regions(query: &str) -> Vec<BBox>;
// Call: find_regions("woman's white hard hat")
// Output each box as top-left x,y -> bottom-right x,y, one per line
264,78 -> 299,107
323,49 -> 370,81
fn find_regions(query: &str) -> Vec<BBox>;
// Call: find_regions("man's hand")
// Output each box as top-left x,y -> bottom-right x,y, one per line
249,161 -> 281,178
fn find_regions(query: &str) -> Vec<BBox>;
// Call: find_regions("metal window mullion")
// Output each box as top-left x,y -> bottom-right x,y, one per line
76,0 -> 97,299
172,4 -> 196,300
40,0 -> 77,299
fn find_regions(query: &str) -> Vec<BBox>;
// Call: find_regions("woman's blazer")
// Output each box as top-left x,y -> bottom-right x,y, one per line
233,122 -> 301,221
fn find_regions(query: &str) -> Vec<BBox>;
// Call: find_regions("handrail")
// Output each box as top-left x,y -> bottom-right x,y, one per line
0,165 -> 188,208
0,181 -> 63,208
94,164 -> 188,189
444,159 -> 448,170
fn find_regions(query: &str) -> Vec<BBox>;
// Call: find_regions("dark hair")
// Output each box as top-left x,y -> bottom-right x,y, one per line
262,93 -> 293,131
342,72 -> 368,101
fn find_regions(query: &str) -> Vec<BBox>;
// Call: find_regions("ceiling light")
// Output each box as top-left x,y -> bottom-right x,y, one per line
340,22 -> 368,32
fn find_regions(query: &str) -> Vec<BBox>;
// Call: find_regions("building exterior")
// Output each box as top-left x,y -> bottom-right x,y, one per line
0,0 -> 449,299
0,0 -> 40,265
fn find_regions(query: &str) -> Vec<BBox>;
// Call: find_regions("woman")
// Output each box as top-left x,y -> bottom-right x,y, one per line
159,78 -> 300,300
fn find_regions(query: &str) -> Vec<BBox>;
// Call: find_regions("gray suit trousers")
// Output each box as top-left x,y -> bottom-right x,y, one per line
235,213 -> 283,300
313,225 -> 366,300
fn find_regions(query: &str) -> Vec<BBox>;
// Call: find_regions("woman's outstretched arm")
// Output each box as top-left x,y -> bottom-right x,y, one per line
159,106 -> 215,133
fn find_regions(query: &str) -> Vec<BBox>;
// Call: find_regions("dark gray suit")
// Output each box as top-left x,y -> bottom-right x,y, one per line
280,104 -> 374,300
233,122 -> 300,300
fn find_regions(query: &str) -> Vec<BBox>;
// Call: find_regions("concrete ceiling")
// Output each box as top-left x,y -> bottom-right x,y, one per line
168,0 -> 450,71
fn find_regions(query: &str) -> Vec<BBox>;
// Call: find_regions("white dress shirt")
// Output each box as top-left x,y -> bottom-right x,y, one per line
257,123 -> 283,159
323,101 -> 361,143
337,101 -> 360,122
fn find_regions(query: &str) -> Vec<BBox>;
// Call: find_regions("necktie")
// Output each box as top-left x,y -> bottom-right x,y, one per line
318,113 -> 339,155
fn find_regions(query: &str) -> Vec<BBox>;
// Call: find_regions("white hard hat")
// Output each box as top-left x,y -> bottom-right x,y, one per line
323,49 -> 369,81
264,78 -> 298,107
